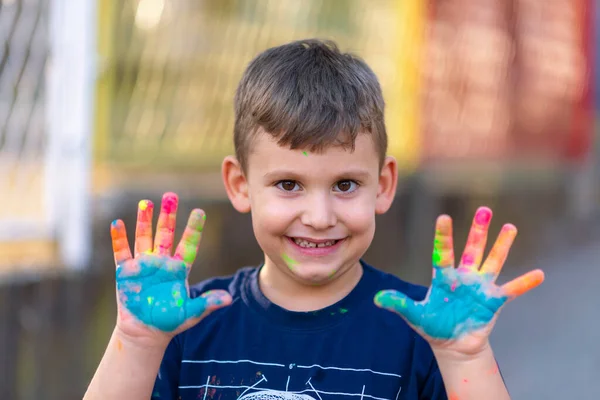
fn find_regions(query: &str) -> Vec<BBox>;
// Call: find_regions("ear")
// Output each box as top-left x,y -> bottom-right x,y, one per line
222,155 -> 251,213
375,156 -> 398,215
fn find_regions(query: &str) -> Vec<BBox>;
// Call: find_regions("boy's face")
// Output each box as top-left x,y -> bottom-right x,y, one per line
223,131 -> 397,287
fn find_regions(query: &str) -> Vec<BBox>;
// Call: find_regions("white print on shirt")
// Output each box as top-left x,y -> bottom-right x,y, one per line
178,359 -> 403,400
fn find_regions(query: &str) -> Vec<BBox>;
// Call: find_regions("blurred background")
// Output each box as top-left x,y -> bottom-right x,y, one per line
0,0 -> 598,399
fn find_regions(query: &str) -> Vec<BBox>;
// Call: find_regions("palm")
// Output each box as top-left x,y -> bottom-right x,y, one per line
376,207 -> 544,355
419,266 -> 505,339
111,193 -> 231,339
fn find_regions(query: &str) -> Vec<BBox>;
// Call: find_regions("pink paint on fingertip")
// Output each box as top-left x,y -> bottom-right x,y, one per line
475,207 -> 492,225
161,192 -> 179,213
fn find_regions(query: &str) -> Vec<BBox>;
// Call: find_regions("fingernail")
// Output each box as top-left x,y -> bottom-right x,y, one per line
162,192 -> 179,213
205,291 -> 228,307
139,200 -> 152,211
475,207 -> 492,225
374,291 -> 395,307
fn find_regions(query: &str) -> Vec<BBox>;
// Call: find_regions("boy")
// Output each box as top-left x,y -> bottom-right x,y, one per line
84,39 -> 544,399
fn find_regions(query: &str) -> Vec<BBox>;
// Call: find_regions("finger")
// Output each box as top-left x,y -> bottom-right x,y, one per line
185,290 -> 232,320
459,206 -> 492,271
173,209 -> 206,268
154,192 -> 179,256
432,215 -> 454,268
134,199 -> 154,257
111,220 -> 132,266
480,224 -> 517,277
501,269 -> 545,299
374,290 -> 423,328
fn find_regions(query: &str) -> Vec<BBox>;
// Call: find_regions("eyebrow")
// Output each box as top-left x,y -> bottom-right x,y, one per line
263,169 -> 372,182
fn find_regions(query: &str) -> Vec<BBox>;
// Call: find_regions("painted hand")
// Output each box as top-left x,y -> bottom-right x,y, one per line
374,207 -> 544,355
111,192 -> 232,341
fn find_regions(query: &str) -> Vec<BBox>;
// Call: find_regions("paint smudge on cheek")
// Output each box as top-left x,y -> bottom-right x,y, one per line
282,253 -> 298,271
303,151 -> 308,156
448,394 -> 460,400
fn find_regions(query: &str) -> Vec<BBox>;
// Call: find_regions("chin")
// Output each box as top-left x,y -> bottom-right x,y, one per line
288,264 -> 341,286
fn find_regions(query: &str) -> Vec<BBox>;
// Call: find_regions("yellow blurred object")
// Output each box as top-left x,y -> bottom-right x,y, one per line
94,0 -> 424,187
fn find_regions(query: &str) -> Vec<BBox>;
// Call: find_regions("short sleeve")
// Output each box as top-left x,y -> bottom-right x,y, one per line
151,335 -> 182,400
419,355 -> 448,400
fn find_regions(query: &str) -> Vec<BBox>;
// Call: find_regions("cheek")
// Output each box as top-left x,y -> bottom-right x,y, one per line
251,193 -> 296,235
338,198 -> 376,234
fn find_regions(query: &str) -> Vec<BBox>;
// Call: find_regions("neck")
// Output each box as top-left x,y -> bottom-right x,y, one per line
258,258 -> 363,312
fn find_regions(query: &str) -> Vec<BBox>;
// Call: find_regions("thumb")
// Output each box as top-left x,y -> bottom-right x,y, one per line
185,290 -> 232,320
374,290 -> 423,327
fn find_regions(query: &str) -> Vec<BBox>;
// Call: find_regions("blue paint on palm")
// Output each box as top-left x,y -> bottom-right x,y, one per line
116,255 -> 207,332
375,266 -> 508,339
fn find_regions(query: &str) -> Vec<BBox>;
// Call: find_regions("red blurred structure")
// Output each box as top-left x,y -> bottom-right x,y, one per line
419,0 -> 594,165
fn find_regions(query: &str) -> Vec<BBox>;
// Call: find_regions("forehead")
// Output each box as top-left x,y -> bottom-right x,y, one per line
246,132 -> 380,177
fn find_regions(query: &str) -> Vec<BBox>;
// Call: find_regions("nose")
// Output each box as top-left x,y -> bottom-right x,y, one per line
300,192 -> 337,230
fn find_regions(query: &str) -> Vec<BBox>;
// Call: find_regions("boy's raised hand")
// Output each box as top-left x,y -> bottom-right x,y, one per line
374,207 -> 544,356
111,192 -> 232,346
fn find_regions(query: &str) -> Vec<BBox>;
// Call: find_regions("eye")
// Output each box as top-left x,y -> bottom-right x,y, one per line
333,180 -> 358,193
276,180 -> 301,192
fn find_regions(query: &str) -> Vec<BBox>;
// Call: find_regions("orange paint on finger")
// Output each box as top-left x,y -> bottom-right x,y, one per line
117,338 -> 123,352
502,269 -> 545,297
111,220 -> 132,262
481,224 -> 517,275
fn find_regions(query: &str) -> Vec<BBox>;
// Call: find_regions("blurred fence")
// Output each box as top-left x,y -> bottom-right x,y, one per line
94,0 -> 422,181
0,0 -> 55,270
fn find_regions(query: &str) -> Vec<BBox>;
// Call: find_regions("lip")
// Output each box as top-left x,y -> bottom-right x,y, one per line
291,236 -> 343,243
286,236 -> 346,257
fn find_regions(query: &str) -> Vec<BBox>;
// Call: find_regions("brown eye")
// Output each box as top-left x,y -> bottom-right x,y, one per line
334,180 -> 357,193
277,180 -> 299,191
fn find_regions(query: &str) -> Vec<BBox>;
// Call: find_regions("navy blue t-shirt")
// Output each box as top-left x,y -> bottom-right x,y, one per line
152,260 -> 447,399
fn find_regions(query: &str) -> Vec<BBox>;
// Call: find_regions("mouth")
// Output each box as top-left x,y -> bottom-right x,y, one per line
286,236 -> 346,249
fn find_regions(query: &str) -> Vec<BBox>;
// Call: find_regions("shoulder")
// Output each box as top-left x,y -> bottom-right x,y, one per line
188,266 -> 257,300
364,262 -> 429,302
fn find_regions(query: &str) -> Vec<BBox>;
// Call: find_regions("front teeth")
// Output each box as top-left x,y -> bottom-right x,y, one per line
293,238 -> 338,248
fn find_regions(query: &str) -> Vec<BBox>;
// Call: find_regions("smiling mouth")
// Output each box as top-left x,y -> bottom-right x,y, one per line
288,237 -> 344,249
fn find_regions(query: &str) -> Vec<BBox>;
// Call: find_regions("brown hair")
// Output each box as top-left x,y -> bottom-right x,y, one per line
233,39 -> 387,173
